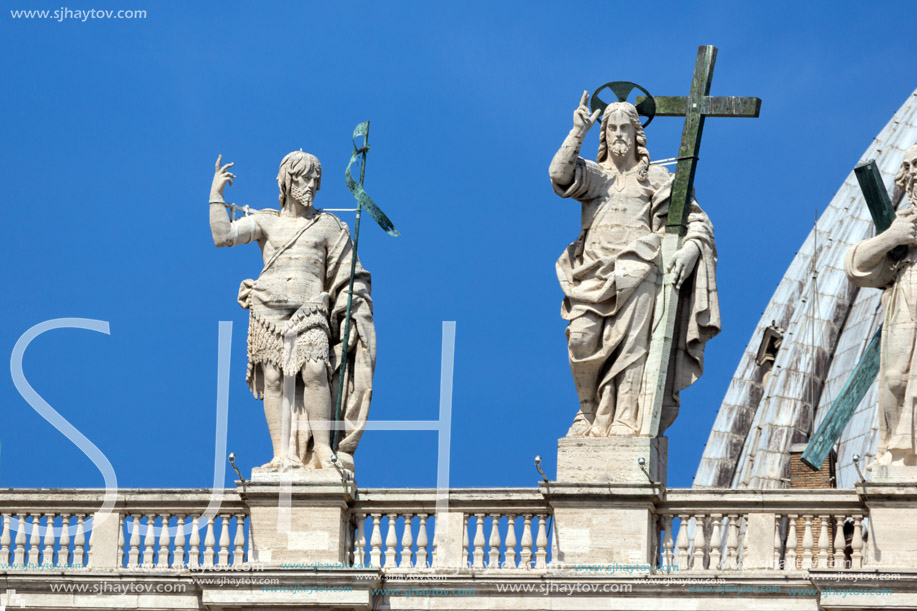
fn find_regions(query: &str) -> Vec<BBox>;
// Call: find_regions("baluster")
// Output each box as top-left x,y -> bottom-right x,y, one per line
142,515 -> 156,568
369,514 -> 382,567
188,516 -> 201,568
88,519 -> 96,567
59,515 -> 71,567
40,514 -> 55,567
675,514 -> 689,569
354,515 -> 366,567
14,514 -> 26,566
851,515 -> 864,569
709,514 -> 722,571
158,514 -> 172,569
662,515 -> 674,569
772,515 -> 782,571
535,515 -> 548,570
203,516 -> 216,568
833,515 -> 846,570
462,514 -> 470,567
26,514 -> 40,566
73,515 -> 86,567
725,514 -> 739,570
652,517 -> 662,573
785,515 -> 797,570
504,514 -> 517,568
384,514 -> 398,568
400,514 -> 414,568
117,515 -> 124,568
816,514 -> 829,568
431,514 -> 440,567
415,514 -> 428,568
801,515 -> 814,569
488,514 -> 502,569
741,516 -> 749,570
233,514 -> 246,566
520,515 -> 533,569
174,515 -> 186,568
0,514 -> 10,565
218,514 -> 231,567
471,514 -> 485,569
690,514 -> 706,570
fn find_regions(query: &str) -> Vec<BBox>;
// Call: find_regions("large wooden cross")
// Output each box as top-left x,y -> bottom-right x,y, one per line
636,45 -> 762,436
801,161 -> 901,470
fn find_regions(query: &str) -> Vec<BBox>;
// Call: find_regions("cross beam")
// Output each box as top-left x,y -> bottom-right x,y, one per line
639,45 -> 762,436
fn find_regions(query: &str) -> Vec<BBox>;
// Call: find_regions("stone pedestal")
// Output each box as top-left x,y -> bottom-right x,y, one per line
244,468 -> 355,566
548,484 -> 658,567
548,435 -> 665,567
557,436 -> 667,488
872,463 -> 917,483
863,482 -> 917,569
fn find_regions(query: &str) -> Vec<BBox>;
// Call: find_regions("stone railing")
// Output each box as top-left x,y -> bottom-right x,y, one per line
656,488 -> 867,573
0,489 -> 248,570
350,488 -> 552,570
0,486 -> 873,574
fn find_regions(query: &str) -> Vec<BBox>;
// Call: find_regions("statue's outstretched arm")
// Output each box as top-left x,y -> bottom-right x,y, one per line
208,155 -> 263,247
549,90 -> 600,188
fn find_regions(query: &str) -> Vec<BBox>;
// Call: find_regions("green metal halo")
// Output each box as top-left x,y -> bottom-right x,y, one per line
590,81 -> 656,127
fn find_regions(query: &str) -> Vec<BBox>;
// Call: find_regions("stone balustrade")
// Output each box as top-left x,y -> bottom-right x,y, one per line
0,486 -> 876,575
350,488 -> 552,570
0,489 -> 248,570
657,488 -> 867,573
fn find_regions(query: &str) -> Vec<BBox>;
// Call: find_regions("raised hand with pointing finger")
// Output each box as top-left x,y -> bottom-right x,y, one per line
550,89 -> 603,188
573,89 -> 602,138
210,154 -> 236,202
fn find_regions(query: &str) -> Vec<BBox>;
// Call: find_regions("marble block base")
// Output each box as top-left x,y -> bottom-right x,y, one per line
250,466 -> 346,484
865,483 -> 917,569
244,471 -> 355,566
872,463 -> 917,483
556,436 -> 667,487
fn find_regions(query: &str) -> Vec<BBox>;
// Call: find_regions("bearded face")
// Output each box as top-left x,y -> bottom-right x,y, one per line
289,170 -> 320,208
902,148 -> 917,202
605,111 -> 636,161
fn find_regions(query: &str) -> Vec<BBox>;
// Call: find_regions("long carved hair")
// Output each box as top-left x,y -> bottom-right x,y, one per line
894,145 -> 917,201
277,151 -> 322,208
596,102 -> 651,179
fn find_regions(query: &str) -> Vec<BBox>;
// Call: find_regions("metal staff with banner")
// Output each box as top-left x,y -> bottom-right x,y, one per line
333,121 -> 399,452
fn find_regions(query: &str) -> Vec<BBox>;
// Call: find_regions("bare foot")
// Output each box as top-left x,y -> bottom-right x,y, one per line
336,451 -> 355,474
260,456 -> 283,471
609,422 -> 635,436
567,411 -> 594,437
314,444 -> 335,469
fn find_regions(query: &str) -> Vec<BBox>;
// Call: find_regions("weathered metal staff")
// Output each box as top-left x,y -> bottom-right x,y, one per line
802,160 -> 902,470
332,121 -> 399,452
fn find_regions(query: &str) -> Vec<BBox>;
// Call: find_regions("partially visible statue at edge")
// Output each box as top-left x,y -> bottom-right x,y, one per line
845,144 -> 917,468
549,92 -> 721,437
209,152 -> 375,473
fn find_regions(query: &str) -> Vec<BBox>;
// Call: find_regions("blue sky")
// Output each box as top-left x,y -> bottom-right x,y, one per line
1,1 -> 915,490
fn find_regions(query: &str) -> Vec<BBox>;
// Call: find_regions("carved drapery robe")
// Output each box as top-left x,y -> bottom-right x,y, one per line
553,158 -> 720,434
